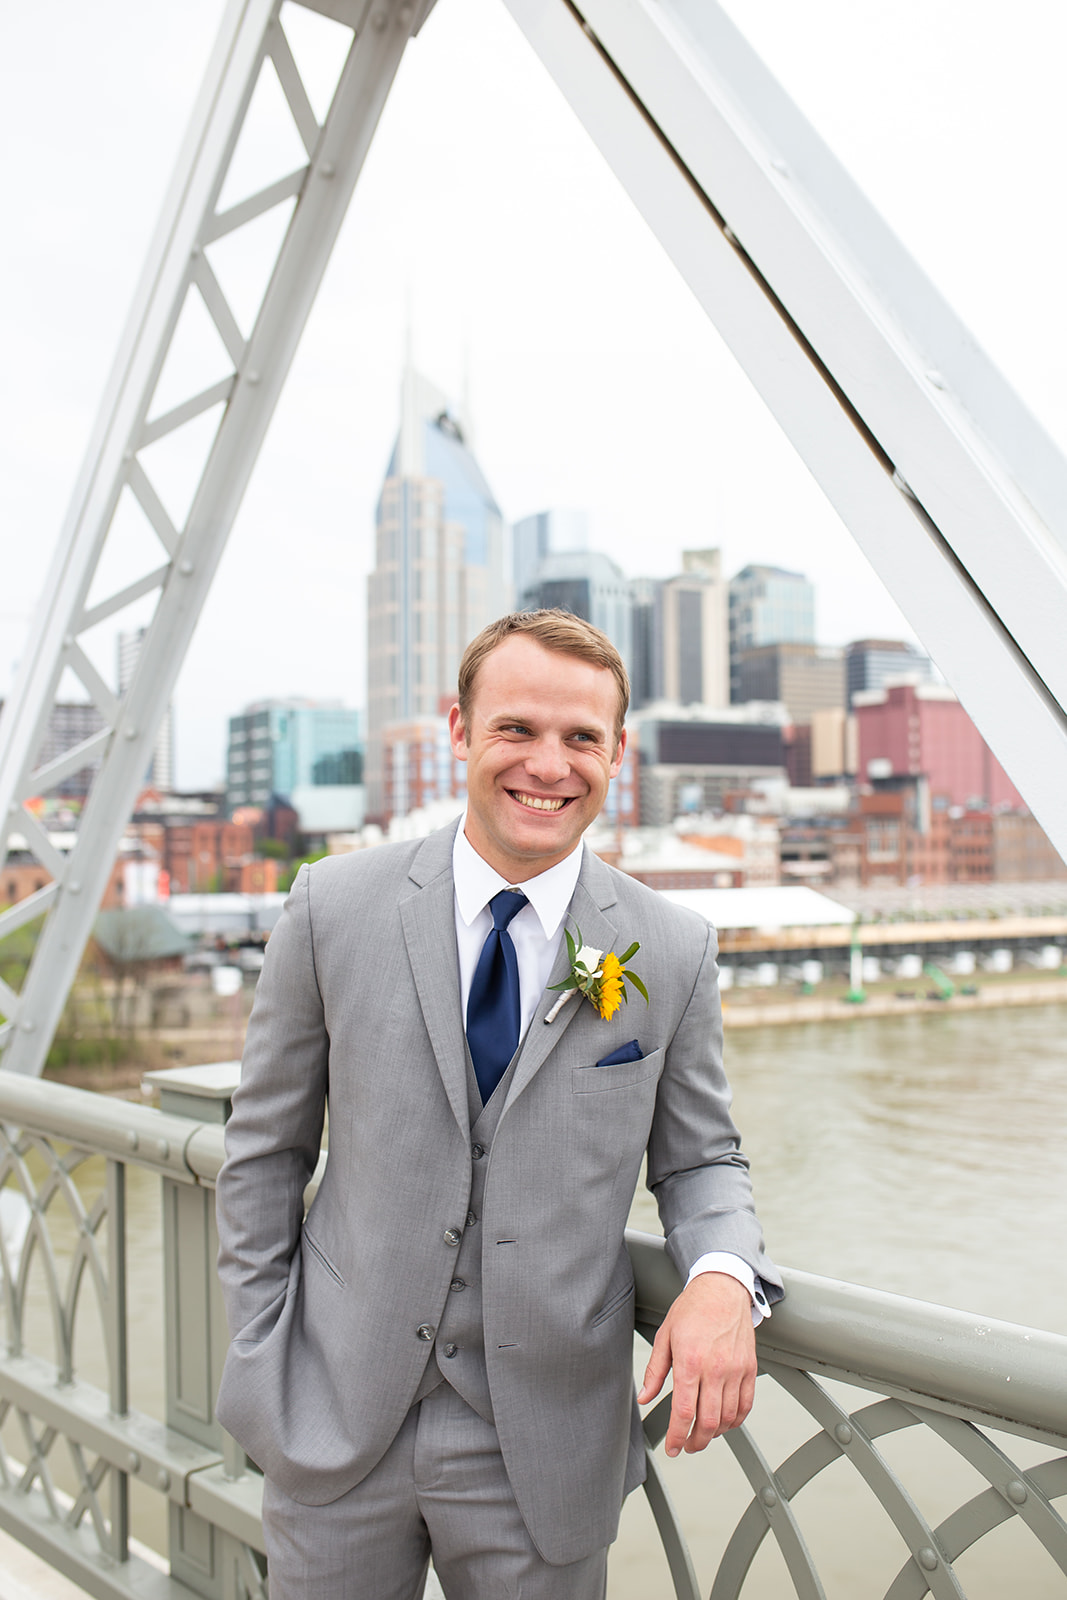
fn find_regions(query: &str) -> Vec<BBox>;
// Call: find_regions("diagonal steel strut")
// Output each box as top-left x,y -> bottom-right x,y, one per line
0,0 -> 436,1074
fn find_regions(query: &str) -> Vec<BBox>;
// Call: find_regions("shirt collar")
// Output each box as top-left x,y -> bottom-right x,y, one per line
452,818 -> 583,941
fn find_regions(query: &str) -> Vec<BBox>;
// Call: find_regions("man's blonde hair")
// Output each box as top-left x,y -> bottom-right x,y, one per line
456,611 -> 630,743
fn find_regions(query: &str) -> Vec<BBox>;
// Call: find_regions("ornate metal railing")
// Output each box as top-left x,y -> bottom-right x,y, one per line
0,1065 -> 1061,1598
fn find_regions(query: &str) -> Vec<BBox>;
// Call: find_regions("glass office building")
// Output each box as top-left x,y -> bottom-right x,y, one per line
728,564 -> 815,702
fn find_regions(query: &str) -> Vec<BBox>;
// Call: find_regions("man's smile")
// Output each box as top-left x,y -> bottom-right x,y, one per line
509,790 -> 572,813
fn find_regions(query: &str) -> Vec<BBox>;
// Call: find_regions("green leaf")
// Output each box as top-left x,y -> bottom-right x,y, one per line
624,971 -> 649,1005
564,927 -> 577,965
548,976 -> 580,993
617,941 -> 640,965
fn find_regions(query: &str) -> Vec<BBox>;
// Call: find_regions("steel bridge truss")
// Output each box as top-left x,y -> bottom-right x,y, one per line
2,0 -> 1067,1074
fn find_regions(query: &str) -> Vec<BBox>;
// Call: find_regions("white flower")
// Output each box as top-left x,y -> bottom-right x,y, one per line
572,944 -> 603,977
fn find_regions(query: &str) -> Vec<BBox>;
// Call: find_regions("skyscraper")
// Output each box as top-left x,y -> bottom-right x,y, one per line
520,549 -> 633,677
117,627 -> 174,792
659,549 -> 729,709
366,366 -> 508,821
728,564 -> 815,702
629,577 -> 664,709
845,638 -> 932,706
512,508 -> 589,604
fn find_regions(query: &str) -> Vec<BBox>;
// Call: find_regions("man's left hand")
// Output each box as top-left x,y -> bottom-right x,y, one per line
636,1272 -> 757,1457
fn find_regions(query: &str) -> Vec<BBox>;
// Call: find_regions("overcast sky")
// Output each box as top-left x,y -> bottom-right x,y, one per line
3,0 -> 1065,787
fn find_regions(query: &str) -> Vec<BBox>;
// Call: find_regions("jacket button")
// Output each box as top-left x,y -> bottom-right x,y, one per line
443,1228 -> 462,1247
471,1143 -> 485,1161
416,1323 -> 435,1341
449,1278 -> 466,1292
466,1211 -> 478,1227
443,1343 -> 459,1358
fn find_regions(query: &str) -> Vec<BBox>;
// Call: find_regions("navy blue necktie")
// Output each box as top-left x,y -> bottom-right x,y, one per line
466,889 -> 528,1104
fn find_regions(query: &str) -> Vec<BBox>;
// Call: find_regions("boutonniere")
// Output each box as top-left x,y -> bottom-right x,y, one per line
544,925 -> 648,1023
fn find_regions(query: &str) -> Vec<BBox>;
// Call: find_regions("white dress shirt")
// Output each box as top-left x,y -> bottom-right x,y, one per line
451,823 -> 769,1323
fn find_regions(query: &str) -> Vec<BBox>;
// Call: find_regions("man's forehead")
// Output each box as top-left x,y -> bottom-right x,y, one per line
479,636 -> 610,685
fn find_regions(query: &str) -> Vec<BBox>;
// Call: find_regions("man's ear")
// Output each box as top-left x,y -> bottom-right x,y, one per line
608,726 -> 627,779
447,703 -> 468,762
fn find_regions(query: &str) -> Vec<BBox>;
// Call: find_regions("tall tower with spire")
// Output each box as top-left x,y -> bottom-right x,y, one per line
365,365 -> 509,822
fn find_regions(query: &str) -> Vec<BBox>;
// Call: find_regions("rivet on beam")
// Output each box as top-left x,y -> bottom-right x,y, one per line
834,1423 -> 853,1446
1006,1480 -> 1028,1505
918,1548 -> 939,1572
759,1486 -> 778,1508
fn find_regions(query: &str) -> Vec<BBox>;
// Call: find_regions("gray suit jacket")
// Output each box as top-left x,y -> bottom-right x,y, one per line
215,821 -> 780,1564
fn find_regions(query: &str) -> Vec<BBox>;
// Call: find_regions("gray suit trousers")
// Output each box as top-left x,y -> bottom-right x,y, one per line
261,1384 -> 608,1600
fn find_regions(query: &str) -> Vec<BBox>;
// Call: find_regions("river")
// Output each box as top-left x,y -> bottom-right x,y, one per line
615,1001 -> 1067,1597
24,1002 -> 1067,1595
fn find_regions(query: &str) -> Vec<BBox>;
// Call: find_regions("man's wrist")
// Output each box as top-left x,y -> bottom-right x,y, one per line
686,1252 -> 771,1325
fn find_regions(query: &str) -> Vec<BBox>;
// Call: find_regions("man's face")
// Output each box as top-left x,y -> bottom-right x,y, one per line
448,634 -> 626,882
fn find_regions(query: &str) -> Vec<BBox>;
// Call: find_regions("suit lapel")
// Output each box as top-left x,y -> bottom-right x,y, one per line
399,823 -> 470,1137
501,851 -> 620,1116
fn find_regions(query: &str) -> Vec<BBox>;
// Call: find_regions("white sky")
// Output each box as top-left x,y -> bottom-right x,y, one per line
2,0 -> 1065,788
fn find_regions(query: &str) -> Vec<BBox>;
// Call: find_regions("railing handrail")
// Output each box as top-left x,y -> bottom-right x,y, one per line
3,1070 -> 1063,1454
630,1231 -> 1067,1448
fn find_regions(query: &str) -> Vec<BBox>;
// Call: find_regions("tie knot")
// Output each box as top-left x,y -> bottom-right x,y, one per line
489,888 -> 527,932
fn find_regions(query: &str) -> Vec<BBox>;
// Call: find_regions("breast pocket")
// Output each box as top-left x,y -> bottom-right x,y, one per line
572,1047 -> 664,1093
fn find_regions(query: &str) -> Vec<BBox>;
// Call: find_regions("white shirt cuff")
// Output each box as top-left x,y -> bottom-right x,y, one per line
685,1252 -> 772,1326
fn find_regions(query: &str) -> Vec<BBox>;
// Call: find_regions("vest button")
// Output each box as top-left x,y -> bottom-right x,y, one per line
443,1228 -> 462,1247
471,1143 -> 485,1160
416,1323 -> 435,1341
443,1343 -> 459,1358
449,1278 -> 466,1292
466,1211 -> 478,1227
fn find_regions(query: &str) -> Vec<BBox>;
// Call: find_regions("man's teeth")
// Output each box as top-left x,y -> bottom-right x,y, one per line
515,793 -> 566,812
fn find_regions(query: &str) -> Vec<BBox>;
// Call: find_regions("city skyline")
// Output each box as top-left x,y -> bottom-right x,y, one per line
3,1 -> 1064,790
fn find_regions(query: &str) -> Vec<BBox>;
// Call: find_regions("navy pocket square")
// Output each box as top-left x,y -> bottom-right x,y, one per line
595,1039 -> 643,1068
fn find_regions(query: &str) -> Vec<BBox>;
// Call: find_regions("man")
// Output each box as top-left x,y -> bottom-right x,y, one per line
216,610 -> 780,1599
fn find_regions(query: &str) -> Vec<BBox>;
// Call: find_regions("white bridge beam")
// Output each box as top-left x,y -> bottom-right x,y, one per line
501,0 -> 1067,852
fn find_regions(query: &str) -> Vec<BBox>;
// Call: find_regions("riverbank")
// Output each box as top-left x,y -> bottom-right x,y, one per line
723,973 -> 1067,1027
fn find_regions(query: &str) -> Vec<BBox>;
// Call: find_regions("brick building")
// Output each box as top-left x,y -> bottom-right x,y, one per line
854,683 -> 1023,808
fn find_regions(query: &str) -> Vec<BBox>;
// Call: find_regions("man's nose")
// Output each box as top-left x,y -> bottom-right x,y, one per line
524,736 -> 569,784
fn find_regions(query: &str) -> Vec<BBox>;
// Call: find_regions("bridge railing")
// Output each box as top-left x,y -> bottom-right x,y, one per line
0,1064 -> 1061,1599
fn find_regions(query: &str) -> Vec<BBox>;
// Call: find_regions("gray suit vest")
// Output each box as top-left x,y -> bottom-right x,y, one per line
411,1042 -> 522,1420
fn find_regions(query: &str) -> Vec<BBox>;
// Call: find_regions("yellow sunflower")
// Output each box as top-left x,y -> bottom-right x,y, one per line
596,951 -> 625,1019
